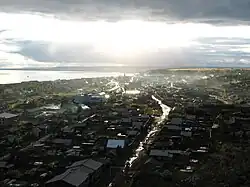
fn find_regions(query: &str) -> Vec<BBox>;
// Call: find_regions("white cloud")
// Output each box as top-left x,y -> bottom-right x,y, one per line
229,47 -> 250,53
1,12 -> 250,67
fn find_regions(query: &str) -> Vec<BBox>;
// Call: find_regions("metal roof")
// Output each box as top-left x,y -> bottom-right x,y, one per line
81,159 -> 103,170
46,166 -> 94,187
64,168 -> 91,187
52,138 -> 72,146
132,121 -> 144,127
0,112 -> 18,119
150,149 -> 173,157
47,159 -> 104,186
68,159 -> 103,171
0,161 -> 7,168
107,139 -> 125,148
171,118 -> 183,125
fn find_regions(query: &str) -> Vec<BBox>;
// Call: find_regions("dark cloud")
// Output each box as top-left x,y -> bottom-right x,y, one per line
6,40 -> 115,65
1,0 -> 250,24
11,41 -> 52,61
4,37 -> 250,68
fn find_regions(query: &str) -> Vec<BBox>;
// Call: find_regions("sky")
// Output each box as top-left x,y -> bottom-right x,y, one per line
1,0 -> 250,68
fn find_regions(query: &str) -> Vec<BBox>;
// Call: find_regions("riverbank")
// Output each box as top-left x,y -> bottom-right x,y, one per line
108,94 -> 172,187
130,95 -> 171,167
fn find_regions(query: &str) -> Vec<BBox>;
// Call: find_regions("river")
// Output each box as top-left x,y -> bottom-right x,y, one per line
106,77 -> 172,169
126,94 -> 172,168
106,76 -> 172,168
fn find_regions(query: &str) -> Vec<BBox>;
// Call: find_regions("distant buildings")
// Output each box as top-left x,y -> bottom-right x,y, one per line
73,94 -> 105,104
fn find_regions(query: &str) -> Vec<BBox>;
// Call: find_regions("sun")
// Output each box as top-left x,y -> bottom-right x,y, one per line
91,20 -> 196,58
1,13 -> 198,58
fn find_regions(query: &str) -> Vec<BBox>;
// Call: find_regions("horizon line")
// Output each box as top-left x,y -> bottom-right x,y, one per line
0,66 -> 250,71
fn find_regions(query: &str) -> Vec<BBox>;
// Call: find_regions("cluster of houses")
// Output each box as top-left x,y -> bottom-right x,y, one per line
145,107 -> 211,174
0,90 -> 153,187
3,74 -> 250,187
129,95 -> 250,187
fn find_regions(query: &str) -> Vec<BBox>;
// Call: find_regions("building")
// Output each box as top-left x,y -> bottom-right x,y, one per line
165,125 -> 182,131
170,118 -> 183,125
52,138 -> 72,147
46,159 -> 104,187
73,94 -> 105,104
181,131 -> 192,137
0,112 -> 19,126
106,139 -> 125,149
149,149 -> 174,158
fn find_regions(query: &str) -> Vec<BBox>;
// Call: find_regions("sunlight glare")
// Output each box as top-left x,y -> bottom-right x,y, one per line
2,13 -> 250,58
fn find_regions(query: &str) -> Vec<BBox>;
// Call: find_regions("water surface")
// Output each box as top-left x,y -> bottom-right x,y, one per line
0,70 -> 132,84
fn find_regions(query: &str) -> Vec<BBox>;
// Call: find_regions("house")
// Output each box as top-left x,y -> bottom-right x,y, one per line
149,149 -> 174,161
5,180 -> 28,187
62,126 -> 74,133
61,103 -> 81,114
181,131 -> 192,137
138,114 -> 150,122
132,122 -> 144,130
46,159 -> 104,187
32,127 -> 42,137
32,124 -> 49,137
165,125 -> 182,131
106,139 -> 125,149
143,158 -> 164,170
115,108 -> 128,113
224,116 -> 235,125
170,118 -> 183,125
127,130 -> 139,137
139,114 -> 149,119
166,149 -> 187,155
52,139 -> 72,146
73,94 -> 105,104
121,118 -> 132,123
186,114 -> 196,120
0,161 -> 14,169
149,149 -> 173,158
0,112 -> 19,126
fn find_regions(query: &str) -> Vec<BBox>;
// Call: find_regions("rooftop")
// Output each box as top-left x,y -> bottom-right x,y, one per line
46,159 -> 103,186
68,159 -> 103,170
0,112 -> 19,119
46,167 -> 90,187
107,139 -> 125,148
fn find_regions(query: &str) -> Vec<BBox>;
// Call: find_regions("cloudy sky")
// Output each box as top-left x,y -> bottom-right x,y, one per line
1,0 -> 250,68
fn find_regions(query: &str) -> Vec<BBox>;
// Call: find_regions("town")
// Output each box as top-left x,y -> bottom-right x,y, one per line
1,68 -> 250,187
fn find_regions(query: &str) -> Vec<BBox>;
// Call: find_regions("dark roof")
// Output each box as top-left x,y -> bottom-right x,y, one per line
46,167 -> 90,187
0,112 -> 18,119
68,159 -> 103,170
52,138 -> 72,146
0,161 -> 14,168
47,159 -> 103,187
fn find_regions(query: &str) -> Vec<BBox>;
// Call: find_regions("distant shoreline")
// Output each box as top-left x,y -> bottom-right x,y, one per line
0,66 -> 155,72
0,66 -> 249,84
0,66 -> 249,72
0,70 -> 133,84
